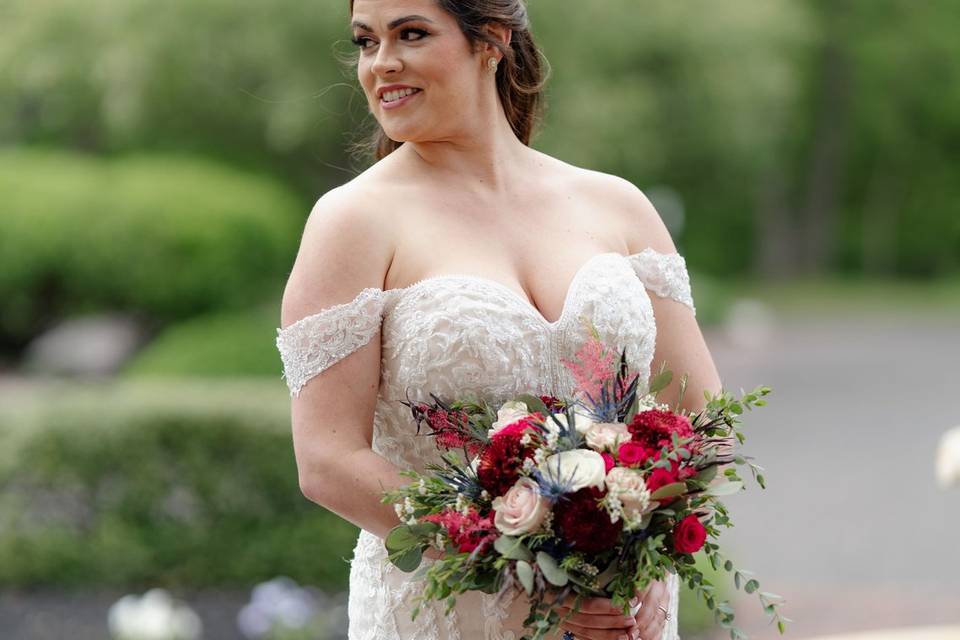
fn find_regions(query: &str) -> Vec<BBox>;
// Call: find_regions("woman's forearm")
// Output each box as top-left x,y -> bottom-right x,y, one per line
301,447 -> 410,540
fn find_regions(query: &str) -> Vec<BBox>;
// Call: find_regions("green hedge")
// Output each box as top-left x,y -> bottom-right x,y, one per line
122,303 -> 283,378
0,380 -> 356,590
0,148 -> 303,348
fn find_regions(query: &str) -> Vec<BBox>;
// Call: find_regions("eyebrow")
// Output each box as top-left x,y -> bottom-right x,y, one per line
351,14 -> 435,32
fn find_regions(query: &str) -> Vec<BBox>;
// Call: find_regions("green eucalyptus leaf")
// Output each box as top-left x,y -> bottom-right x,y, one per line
494,535 -> 534,562
650,482 -> 688,501
696,465 -> 719,484
536,551 -> 569,587
385,525 -> 419,552
704,481 -> 744,497
648,370 -> 674,395
512,394 -> 549,416
516,560 -> 535,595
388,546 -> 423,572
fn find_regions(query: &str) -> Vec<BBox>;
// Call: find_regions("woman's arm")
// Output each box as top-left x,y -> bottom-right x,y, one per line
613,180 -> 723,409
280,186 -> 410,541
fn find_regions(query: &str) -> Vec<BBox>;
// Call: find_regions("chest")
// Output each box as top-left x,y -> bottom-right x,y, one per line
376,252 -> 658,403
385,213 -> 630,326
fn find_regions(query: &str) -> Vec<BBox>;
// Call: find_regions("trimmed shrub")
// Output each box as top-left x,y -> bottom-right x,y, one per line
0,148 -> 303,348
122,303 -> 283,378
0,380 -> 356,590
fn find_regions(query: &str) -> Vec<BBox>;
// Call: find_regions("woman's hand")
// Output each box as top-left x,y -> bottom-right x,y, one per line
553,593 -> 642,640
629,579 -> 670,640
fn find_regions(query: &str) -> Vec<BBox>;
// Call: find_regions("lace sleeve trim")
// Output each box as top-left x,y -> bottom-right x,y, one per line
628,247 -> 696,316
275,287 -> 386,398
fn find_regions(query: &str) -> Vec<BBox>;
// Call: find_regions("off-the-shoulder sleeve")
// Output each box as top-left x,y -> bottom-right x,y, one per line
627,247 -> 696,316
275,287 -> 386,398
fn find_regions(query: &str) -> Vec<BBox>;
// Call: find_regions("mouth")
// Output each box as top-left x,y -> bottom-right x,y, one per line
379,87 -> 423,107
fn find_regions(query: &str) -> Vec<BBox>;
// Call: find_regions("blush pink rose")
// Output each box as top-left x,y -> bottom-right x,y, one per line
491,477 -> 549,535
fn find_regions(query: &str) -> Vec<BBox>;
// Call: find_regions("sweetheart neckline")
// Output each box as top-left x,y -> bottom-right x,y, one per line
384,250 -> 638,328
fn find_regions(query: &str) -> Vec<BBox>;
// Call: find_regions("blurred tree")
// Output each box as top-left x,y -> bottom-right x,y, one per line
2,0 -> 958,277
0,0 -> 360,196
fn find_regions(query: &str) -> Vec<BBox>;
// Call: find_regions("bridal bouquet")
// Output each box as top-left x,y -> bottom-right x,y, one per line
382,325 -> 787,640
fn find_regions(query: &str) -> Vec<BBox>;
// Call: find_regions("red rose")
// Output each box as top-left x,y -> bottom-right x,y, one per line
618,441 -> 653,467
646,466 -> 679,494
628,409 -> 695,451
554,487 -> 623,553
673,514 -> 707,554
601,452 -> 615,473
647,460 -> 695,505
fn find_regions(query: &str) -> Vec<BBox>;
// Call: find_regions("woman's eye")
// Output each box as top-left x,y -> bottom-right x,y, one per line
350,28 -> 428,51
402,28 -> 429,41
351,36 -> 373,49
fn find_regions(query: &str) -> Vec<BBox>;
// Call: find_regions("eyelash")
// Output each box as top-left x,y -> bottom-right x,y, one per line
351,28 -> 429,51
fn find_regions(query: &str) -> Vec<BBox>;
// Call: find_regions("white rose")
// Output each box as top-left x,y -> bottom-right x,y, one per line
488,400 -> 530,437
491,477 -> 550,535
538,449 -> 606,492
585,422 -> 631,452
936,426 -> 960,488
605,467 -> 652,518
546,407 -> 596,436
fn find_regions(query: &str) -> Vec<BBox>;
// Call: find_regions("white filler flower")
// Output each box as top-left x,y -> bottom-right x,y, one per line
107,588 -> 202,640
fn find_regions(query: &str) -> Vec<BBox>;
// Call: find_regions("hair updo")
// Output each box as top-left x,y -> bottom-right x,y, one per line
346,0 -> 549,162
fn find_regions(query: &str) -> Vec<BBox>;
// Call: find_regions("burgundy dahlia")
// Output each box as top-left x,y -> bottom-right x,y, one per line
477,430 -> 536,497
628,409 -> 695,451
554,487 -> 622,553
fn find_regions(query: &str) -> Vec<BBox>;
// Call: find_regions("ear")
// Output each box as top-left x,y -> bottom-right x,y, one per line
482,22 -> 512,55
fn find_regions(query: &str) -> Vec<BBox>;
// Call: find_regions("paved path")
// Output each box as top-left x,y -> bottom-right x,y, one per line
696,312 -> 960,638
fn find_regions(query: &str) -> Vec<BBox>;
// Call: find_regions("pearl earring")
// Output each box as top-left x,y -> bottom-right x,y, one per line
487,57 -> 498,72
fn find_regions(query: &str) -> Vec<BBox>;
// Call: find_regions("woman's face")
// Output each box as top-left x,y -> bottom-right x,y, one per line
351,0 -> 490,143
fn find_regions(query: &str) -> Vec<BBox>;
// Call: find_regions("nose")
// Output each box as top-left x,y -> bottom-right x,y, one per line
371,40 -> 402,76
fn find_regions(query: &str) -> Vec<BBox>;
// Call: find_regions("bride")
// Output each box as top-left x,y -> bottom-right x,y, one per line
276,1 -> 722,638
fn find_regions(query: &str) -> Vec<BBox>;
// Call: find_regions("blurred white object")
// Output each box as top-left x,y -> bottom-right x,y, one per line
24,313 -> 146,376
936,426 -> 960,488
237,576 -> 319,639
107,588 -> 202,640
723,298 -> 776,350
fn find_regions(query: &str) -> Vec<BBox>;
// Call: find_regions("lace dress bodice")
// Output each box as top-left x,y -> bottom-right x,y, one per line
276,248 -> 695,640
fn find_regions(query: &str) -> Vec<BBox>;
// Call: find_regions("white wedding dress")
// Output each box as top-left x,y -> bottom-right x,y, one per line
276,248 -> 696,640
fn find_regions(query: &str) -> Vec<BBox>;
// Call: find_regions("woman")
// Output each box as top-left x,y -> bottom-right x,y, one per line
276,0 -> 722,638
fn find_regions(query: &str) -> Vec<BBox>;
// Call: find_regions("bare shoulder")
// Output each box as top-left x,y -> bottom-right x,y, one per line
550,158 -> 678,255
279,177 -> 396,328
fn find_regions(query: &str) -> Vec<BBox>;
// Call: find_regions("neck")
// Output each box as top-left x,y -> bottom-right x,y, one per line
401,91 -> 529,196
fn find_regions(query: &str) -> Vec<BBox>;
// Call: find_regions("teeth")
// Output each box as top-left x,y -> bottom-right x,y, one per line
382,87 -> 420,103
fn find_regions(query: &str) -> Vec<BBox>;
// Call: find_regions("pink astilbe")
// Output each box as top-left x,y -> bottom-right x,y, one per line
422,507 -> 499,554
426,407 -> 483,456
561,333 -> 618,404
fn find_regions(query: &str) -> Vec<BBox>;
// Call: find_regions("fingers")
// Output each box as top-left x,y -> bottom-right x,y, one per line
556,610 -> 638,631
558,620 -> 641,640
557,594 -> 639,615
633,580 -> 668,640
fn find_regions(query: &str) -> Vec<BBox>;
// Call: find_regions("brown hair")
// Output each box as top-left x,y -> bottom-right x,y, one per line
345,0 -> 549,163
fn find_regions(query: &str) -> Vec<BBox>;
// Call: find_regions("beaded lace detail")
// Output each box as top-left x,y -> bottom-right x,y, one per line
275,287 -> 386,397
275,250 -> 693,639
628,247 -> 696,315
